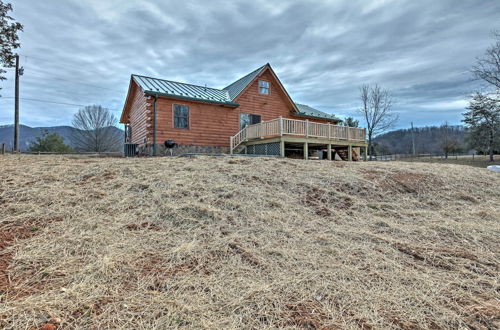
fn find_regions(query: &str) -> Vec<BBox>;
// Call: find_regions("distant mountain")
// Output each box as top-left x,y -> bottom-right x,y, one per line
373,125 -> 470,155
0,124 -> 124,151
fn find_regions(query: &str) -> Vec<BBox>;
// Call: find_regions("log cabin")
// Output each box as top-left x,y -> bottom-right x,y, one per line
120,63 -> 367,160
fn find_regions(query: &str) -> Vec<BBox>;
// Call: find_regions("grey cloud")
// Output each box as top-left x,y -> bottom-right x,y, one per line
0,0 -> 498,129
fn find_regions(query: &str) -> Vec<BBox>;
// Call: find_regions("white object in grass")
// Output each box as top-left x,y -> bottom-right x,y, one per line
487,165 -> 500,172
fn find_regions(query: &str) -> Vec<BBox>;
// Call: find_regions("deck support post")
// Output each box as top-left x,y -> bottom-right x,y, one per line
327,144 -> 332,160
305,120 -> 309,138
348,145 -> 352,161
304,142 -> 308,160
280,139 -> 285,158
364,146 -> 367,161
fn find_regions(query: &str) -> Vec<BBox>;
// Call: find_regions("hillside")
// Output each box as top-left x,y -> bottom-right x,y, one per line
0,125 -> 123,151
1,155 -> 499,329
374,125 -> 468,155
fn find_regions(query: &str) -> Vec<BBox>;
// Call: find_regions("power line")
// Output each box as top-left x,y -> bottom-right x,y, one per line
19,53 -> 117,78
0,96 -> 121,112
24,71 -> 125,93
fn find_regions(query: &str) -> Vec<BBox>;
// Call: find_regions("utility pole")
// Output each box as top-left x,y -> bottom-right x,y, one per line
410,122 -> 416,156
14,54 -> 23,152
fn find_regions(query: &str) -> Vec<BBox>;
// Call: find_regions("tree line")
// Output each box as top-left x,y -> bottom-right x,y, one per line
354,31 -> 499,161
373,125 -> 471,156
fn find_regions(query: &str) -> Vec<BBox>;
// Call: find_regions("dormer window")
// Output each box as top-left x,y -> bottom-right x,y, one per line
258,80 -> 270,94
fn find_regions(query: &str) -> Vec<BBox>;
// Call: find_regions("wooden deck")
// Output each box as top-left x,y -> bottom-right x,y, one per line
230,117 -> 367,160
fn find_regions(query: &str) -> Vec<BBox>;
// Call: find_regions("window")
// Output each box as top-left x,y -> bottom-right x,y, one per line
240,113 -> 261,129
173,104 -> 189,129
258,80 -> 270,94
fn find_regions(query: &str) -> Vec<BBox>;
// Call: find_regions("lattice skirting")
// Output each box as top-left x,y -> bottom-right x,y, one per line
240,142 -> 281,156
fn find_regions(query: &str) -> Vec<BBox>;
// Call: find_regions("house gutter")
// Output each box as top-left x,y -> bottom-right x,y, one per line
153,94 -> 158,156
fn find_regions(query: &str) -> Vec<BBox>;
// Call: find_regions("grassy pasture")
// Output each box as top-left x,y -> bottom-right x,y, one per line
1,155 -> 499,329
396,154 -> 499,168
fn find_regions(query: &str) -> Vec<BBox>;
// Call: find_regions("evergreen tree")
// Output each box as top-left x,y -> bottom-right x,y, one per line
0,1 -> 23,89
29,130 -> 73,153
343,117 -> 359,127
462,92 -> 500,161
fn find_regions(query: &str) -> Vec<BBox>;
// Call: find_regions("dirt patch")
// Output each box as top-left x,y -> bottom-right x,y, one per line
0,217 -> 63,300
228,243 -> 264,269
283,299 -> 374,330
283,300 -> 336,329
136,251 -> 216,281
125,222 -> 161,231
393,242 -> 497,275
70,296 -> 116,321
360,169 -> 385,180
227,159 -> 249,165
303,188 -> 353,217
77,171 -> 116,185
362,169 -> 442,194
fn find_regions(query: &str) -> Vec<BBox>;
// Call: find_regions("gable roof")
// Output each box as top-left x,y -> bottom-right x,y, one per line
295,103 -> 342,122
122,64 -> 313,122
223,63 -> 299,113
223,64 -> 267,100
131,74 -> 239,106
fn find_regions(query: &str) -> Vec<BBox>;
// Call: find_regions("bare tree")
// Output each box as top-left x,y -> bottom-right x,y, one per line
440,122 -> 462,158
472,31 -> 500,89
359,84 -> 398,160
71,105 -> 122,152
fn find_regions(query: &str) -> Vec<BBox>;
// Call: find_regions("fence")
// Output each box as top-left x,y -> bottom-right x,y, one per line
371,153 -> 481,162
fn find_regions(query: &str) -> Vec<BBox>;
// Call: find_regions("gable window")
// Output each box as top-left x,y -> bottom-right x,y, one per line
173,104 -> 189,129
258,80 -> 270,94
240,113 -> 261,129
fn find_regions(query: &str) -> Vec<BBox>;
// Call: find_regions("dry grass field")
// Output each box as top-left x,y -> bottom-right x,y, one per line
1,155 -> 499,329
397,154 -> 498,169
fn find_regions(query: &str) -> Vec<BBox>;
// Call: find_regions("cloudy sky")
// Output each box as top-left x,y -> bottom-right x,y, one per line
1,0 -> 498,129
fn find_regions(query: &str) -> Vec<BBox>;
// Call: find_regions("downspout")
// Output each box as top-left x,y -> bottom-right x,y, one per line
153,95 -> 158,156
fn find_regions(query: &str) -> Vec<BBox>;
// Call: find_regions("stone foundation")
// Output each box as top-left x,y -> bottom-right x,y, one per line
138,144 -> 230,156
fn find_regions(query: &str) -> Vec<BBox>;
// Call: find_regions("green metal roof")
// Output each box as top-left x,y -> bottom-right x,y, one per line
223,64 -> 267,100
132,74 -> 238,106
132,65 -> 268,106
295,103 -> 342,122
131,66 -> 340,121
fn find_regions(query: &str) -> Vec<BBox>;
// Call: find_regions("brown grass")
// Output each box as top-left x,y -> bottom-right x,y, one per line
0,154 -> 499,329
398,154 -> 498,168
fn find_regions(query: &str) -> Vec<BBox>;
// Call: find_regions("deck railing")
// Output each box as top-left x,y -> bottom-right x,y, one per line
230,117 -> 366,153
